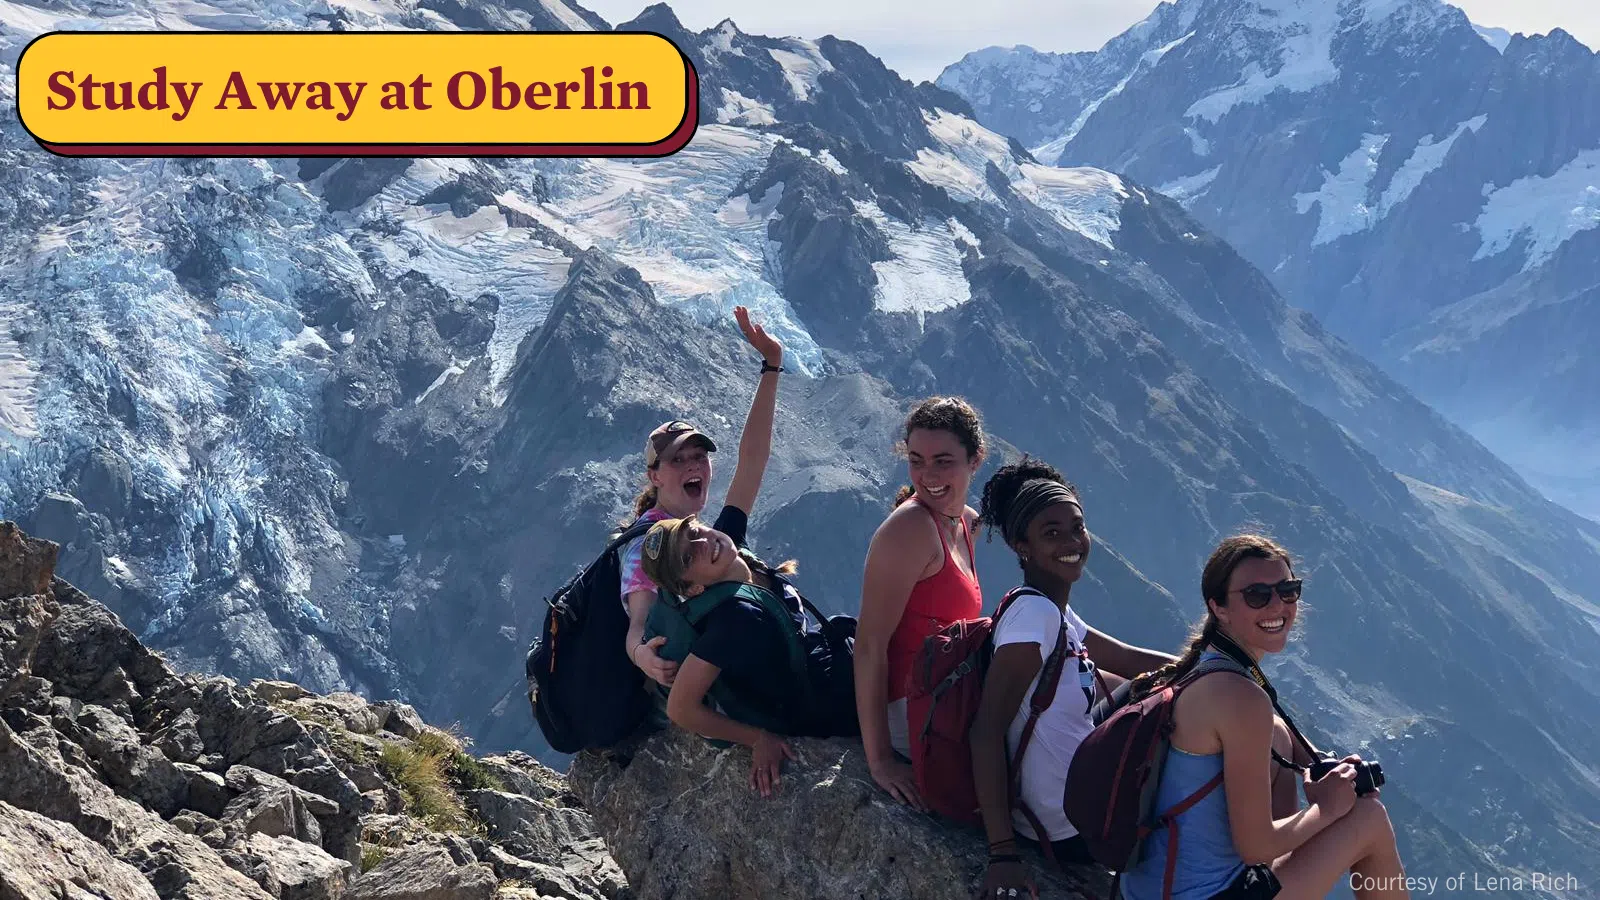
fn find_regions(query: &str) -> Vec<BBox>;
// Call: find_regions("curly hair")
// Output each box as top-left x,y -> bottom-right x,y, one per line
977,455 -> 1078,545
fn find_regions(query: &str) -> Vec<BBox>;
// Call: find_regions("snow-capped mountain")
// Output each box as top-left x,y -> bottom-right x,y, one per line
939,0 -> 1600,522
4,0 -> 1600,891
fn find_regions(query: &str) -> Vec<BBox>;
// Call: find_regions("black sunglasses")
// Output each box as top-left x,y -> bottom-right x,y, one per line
1232,579 -> 1302,609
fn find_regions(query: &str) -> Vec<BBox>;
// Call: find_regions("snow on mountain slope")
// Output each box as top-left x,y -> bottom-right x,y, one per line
769,41 -> 833,102
852,200 -> 972,322
1040,32 -> 1194,163
1293,132 -> 1389,245
1474,148 -> 1600,270
1184,0 -> 1344,123
1378,114 -> 1487,216
939,0 -> 1600,522
910,109 -> 1131,249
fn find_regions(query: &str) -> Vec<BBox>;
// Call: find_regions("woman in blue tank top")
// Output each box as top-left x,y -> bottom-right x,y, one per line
1118,535 -> 1410,900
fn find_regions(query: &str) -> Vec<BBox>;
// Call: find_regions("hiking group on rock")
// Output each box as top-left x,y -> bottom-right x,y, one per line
527,307 -> 1410,900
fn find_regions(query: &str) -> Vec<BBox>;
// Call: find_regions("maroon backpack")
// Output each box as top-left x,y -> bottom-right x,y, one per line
1062,656 -> 1250,899
907,587 -> 1068,835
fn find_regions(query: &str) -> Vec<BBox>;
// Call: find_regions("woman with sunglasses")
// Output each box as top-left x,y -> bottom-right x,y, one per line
1117,534 -> 1409,900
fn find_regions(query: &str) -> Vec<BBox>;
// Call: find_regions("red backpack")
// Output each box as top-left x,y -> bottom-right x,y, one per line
906,587 -> 1069,835
1062,656 -> 1251,899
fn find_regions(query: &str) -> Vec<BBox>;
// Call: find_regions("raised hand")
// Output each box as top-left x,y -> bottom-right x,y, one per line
734,305 -> 783,368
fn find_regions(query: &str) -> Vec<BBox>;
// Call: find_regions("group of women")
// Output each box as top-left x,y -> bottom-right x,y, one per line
613,307 -> 1410,900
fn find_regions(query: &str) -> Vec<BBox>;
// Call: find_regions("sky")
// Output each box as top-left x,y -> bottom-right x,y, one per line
580,0 -> 1600,83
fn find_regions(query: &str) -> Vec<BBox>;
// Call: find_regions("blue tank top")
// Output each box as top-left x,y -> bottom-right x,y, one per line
1119,652 -> 1246,900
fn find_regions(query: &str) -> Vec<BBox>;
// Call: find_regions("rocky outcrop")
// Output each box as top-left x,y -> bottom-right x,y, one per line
0,523 -> 624,900
1,520 -> 1120,899
0,798 -> 161,900
572,728 -> 1112,899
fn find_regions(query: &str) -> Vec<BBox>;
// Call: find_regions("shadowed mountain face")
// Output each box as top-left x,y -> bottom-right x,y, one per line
939,0 -> 1600,522
2,0 -> 1598,893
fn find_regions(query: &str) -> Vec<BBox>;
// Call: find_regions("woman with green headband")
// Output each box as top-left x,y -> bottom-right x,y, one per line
969,457 -> 1177,897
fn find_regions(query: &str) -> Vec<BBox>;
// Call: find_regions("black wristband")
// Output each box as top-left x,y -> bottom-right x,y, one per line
987,853 -> 1022,864
760,361 -> 784,374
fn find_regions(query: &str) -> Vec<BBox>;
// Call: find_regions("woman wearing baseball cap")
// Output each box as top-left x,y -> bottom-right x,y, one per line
618,306 -> 785,688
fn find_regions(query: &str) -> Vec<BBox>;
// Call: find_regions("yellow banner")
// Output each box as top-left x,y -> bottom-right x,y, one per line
18,31 -> 697,156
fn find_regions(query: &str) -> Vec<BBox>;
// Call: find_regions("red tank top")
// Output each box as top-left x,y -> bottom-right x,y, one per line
886,497 -> 983,702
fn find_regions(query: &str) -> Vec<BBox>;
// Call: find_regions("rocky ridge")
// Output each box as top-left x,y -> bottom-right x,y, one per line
1,518 -> 1105,899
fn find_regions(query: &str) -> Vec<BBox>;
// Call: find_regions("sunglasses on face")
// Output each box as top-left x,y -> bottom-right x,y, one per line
1233,579 -> 1303,608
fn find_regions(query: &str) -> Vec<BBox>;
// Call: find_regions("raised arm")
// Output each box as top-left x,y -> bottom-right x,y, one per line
722,306 -> 783,516
1084,626 -> 1177,680
854,508 -> 935,808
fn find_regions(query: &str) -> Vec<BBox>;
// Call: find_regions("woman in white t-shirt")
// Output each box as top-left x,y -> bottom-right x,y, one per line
970,458 -> 1178,898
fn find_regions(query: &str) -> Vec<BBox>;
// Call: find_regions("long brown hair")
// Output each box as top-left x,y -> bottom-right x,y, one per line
631,484 -> 658,519
1125,534 -> 1294,702
892,396 -> 986,507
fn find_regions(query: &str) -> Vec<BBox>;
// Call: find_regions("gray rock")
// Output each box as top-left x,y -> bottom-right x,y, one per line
4,675 -> 55,717
120,824 -> 277,900
251,680 -> 311,704
171,809 -> 224,840
0,522 -> 56,600
0,591 -> 55,706
222,767 -> 323,846
227,832 -> 353,900
474,753 -> 561,801
0,798 -> 160,900
290,762 -> 364,869
177,763 -> 232,819
0,715 -> 139,849
464,790 -> 595,864
30,578 -> 170,719
73,703 -> 190,817
571,729 -> 1110,900
152,707 -> 206,764
2,716 -> 272,900
195,679 -> 308,766
360,789 -> 404,816
350,845 -> 495,900
358,815 -> 422,850
292,693 -> 380,735
371,702 -> 423,740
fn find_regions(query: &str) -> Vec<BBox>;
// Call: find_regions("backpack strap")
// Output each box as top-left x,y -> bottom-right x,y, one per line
994,587 -> 1071,867
1183,654 -> 1307,771
749,552 -> 831,630
606,518 -> 658,555
676,580 -> 817,732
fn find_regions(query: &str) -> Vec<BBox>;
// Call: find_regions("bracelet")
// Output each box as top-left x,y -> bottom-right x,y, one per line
760,361 -> 784,374
987,854 -> 1022,865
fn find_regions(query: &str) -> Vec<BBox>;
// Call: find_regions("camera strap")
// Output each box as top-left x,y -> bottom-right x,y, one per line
1207,632 -> 1318,772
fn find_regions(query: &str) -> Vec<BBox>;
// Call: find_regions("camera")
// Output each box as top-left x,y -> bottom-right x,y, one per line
1308,753 -> 1385,796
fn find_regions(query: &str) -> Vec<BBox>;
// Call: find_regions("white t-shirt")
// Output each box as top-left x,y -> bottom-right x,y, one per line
991,589 -> 1101,841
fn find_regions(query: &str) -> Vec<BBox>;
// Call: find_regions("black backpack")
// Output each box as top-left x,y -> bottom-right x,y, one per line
526,519 -> 656,754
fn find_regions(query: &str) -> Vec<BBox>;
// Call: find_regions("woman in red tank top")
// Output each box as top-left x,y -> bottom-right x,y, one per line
856,397 -> 986,809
